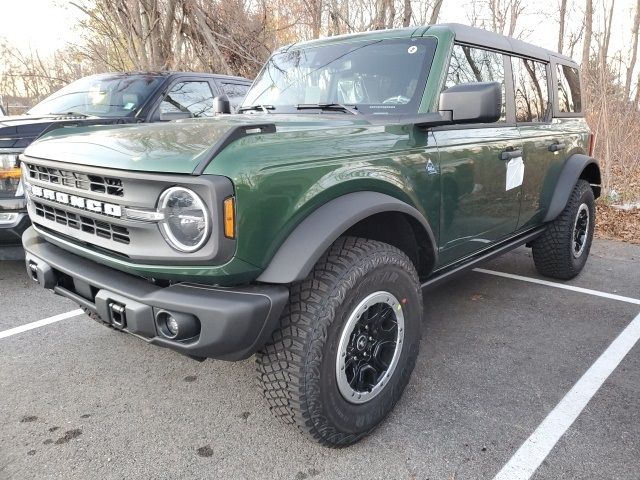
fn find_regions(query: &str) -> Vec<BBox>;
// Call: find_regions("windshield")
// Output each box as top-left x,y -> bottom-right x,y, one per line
242,37 -> 437,115
28,74 -> 164,117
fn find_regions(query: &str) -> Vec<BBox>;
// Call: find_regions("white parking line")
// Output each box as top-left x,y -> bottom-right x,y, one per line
0,309 -> 83,339
474,268 -> 640,305
493,311 -> 640,480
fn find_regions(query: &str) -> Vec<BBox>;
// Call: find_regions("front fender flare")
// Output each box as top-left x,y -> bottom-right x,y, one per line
543,154 -> 601,223
256,191 -> 437,284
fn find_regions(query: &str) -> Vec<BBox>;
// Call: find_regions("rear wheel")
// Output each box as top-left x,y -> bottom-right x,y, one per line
256,236 -> 422,447
532,179 -> 595,279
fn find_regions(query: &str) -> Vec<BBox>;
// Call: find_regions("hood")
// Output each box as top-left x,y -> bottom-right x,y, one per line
0,114 -> 132,151
23,114 -> 373,174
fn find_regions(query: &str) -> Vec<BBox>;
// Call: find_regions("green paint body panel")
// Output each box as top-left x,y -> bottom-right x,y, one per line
22,25 -> 594,286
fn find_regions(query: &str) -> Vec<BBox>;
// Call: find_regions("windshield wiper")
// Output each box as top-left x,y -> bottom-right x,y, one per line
296,103 -> 359,115
49,111 -> 89,118
238,104 -> 275,114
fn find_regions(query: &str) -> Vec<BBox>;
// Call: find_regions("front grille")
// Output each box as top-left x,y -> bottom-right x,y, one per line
33,201 -> 130,244
26,163 -> 124,197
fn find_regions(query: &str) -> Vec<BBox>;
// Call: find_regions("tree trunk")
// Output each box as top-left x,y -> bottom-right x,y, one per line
387,0 -> 396,28
582,0 -> 593,69
558,0 -> 567,53
600,0 -> 615,65
508,0 -> 524,37
625,0 -> 640,99
403,0 -> 411,27
429,0 -> 443,24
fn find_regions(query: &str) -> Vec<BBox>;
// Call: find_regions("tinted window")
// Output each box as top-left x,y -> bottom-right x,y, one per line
160,81 -> 214,117
556,65 -> 582,113
512,57 -> 550,122
242,38 -> 437,115
28,74 -> 163,117
445,44 -> 506,121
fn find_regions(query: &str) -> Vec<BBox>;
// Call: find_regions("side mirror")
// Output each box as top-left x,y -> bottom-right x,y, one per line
159,111 -> 192,121
213,95 -> 231,114
438,82 -> 502,124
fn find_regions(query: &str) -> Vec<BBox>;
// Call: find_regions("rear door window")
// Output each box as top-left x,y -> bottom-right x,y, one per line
511,57 -> 550,123
445,44 -> 506,121
160,81 -> 215,117
556,65 -> 582,113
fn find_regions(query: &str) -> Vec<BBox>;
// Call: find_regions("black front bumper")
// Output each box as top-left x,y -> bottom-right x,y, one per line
0,210 -> 30,246
22,227 -> 289,361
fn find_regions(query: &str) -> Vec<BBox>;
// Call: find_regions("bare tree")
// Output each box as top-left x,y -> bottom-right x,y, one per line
625,0 -> 640,99
429,0 -> 443,24
600,0 -> 616,66
557,0 -> 567,53
478,0 -> 525,37
402,0 -> 412,26
582,0 -> 593,69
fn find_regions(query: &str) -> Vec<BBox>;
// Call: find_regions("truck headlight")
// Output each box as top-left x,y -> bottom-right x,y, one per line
158,186 -> 211,252
0,154 -> 21,196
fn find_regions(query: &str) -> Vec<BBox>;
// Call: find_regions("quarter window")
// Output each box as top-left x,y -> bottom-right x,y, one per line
556,65 -> 582,113
160,81 -> 215,117
445,44 -> 506,121
512,57 -> 550,123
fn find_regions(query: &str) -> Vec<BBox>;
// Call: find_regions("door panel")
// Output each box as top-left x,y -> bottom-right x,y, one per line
433,126 -> 523,265
511,56 -> 566,229
517,123 -> 566,228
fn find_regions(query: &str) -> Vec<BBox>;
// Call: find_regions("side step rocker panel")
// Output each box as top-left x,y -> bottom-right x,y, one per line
422,227 -> 545,290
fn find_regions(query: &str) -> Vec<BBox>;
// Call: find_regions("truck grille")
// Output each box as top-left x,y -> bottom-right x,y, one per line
33,200 -> 130,244
22,155 -> 233,264
25,163 -> 124,197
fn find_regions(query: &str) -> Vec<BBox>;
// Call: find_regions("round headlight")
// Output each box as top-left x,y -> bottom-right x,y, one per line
159,187 -> 211,253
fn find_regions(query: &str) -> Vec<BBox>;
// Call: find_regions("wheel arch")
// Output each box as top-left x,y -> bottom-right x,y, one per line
543,154 -> 601,223
256,191 -> 438,284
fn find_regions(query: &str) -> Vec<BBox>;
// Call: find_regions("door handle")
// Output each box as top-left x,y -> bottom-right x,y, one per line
500,149 -> 523,161
548,142 -> 566,152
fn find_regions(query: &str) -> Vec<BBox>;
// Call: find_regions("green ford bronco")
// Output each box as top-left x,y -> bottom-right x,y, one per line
21,24 -> 599,446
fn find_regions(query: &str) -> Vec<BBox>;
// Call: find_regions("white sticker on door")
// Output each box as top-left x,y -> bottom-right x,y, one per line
506,157 -> 524,191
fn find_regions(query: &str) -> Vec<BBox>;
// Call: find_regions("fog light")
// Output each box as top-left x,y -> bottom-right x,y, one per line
155,310 -> 200,340
166,316 -> 179,336
0,212 -> 19,225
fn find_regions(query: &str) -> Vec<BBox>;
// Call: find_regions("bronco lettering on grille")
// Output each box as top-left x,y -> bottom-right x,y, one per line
29,185 -> 122,218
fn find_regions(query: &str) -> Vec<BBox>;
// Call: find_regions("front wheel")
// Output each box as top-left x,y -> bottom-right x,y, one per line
256,237 -> 422,447
532,179 -> 595,279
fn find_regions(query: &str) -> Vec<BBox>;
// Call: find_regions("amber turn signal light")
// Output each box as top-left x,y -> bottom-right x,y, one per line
0,168 -> 20,180
223,197 -> 235,239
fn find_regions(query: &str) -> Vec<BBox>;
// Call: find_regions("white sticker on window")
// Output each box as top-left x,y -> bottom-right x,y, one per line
506,157 -> 524,191
408,45 -> 417,54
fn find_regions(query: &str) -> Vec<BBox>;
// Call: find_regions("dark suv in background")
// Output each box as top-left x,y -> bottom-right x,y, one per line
0,71 -> 251,250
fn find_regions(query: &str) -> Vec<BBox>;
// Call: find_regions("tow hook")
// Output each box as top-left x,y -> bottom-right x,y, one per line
28,261 -> 39,283
108,302 -> 127,329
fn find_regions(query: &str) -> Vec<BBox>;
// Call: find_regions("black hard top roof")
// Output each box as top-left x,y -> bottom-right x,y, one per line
439,23 -> 578,66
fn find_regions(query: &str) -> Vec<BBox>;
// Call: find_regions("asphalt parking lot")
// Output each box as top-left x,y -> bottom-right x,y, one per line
1,239 -> 639,480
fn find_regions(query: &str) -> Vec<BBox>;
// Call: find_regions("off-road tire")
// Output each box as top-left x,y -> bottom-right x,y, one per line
256,236 -> 422,447
532,179 -> 595,279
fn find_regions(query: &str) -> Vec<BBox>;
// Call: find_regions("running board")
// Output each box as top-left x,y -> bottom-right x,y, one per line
421,227 -> 545,290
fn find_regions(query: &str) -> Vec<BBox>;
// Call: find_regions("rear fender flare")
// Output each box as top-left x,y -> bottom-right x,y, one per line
543,154 -> 601,223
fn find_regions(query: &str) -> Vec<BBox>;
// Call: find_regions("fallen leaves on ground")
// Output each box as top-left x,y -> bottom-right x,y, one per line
595,203 -> 640,244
